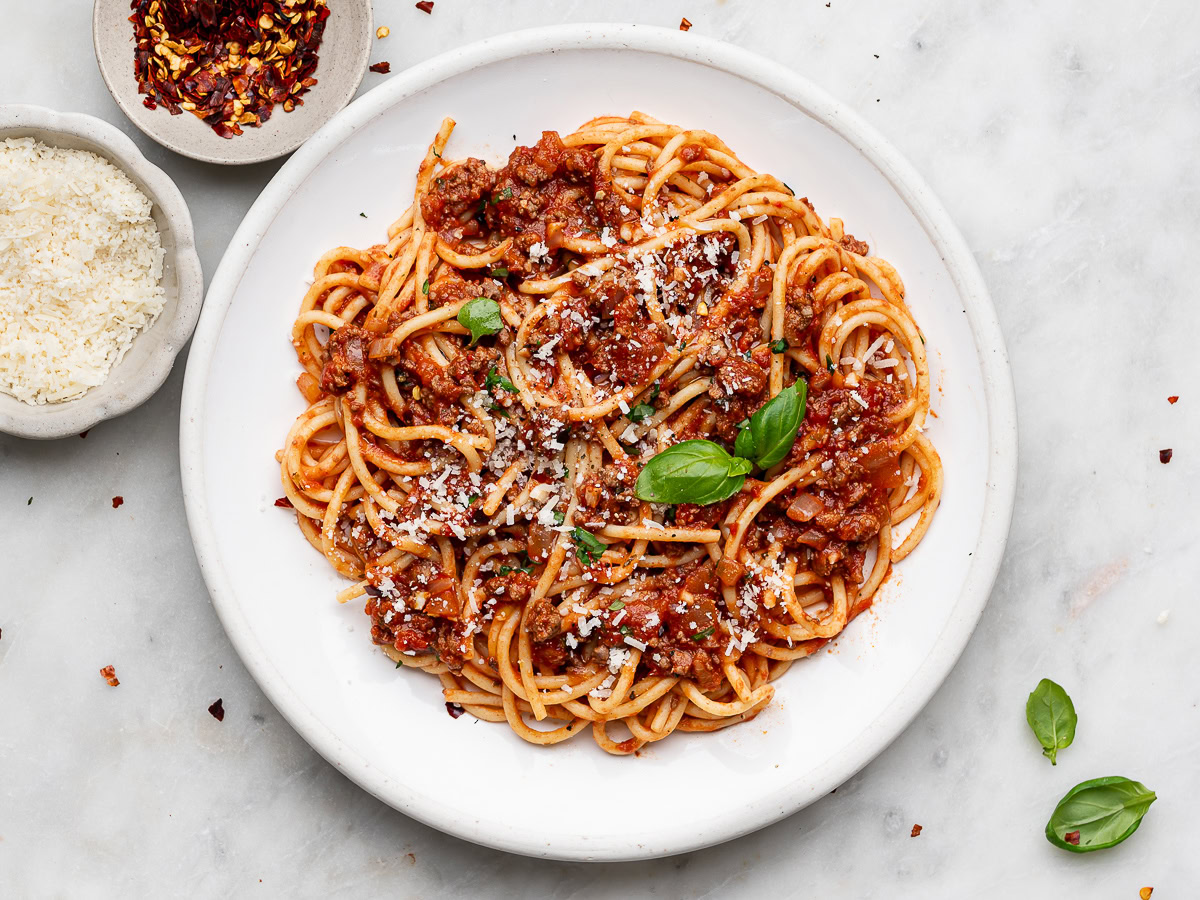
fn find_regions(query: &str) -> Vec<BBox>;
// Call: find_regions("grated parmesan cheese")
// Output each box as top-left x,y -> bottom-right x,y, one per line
0,138 -> 166,405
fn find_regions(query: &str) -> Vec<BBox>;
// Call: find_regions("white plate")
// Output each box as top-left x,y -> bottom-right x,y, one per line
181,24 -> 1017,861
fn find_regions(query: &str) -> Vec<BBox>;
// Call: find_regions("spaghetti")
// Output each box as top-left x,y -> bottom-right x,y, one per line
277,113 -> 943,754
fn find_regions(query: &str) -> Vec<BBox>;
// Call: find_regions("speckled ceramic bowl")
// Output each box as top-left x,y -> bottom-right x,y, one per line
91,0 -> 373,165
0,105 -> 204,440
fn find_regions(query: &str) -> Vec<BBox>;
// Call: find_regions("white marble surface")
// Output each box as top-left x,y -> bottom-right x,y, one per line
1,1 -> 1197,896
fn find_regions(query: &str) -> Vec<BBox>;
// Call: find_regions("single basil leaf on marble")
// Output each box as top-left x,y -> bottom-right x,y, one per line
1026,678 -> 1077,765
1045,777 -> 1156,853
635,439 -> 747,505
457,297 -> 502,345
747,380 -> 807,469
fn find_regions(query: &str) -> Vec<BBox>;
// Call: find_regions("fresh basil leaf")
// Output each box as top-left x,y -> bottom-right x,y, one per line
1046,777 -> 1156,853
634,440 -> 748,505
746,380 -> 807,469
608,600 -> 625,611
572,527 -> 606,566
484,366 -> 518,393
1026,678 -> 1077,765
770,338 -> 789,353
457,297 -> 502,345
734,425 -> 757,461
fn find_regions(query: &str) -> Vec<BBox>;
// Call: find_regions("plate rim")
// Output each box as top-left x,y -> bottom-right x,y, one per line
180,22 -> 1018,861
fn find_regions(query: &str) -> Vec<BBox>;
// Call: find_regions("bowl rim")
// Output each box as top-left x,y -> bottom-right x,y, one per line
180,23 -> 1019,860
90,0 -> 373,166
0,104 -> 204,439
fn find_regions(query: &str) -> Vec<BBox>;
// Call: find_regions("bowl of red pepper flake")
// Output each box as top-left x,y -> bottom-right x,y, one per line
92,0 -> 374,164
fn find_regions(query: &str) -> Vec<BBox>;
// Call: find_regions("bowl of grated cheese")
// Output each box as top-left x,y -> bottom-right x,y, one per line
0,105 -> 203,439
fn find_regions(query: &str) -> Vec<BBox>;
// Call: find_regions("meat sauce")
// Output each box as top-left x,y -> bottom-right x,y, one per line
335,132 -> 900,673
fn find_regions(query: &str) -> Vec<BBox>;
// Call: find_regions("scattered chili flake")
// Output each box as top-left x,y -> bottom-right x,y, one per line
1140,888 -> 1154,900
1168,395 -> 1178,404
129,0 -> 331,140
1159,448 -> 1173,464
415,1 -> 434,13
445,702 -> 464,718
112,496 -> 124,509
1064,830 -> 1081,845
274,496 -> 294,508
679,17 -> 693,30
208,698 -> 226,721
910,824 -> 922,837
26,497 -> 31,506
369,61 -> 392,74
376,25 -> 390,39
79,430 -> 89,439
100,665 -> 120,687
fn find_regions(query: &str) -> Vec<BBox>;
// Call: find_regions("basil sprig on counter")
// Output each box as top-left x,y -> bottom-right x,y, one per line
1046,777 -> 1156,852
635,381 -> 807,506
457,297 -> 502,345
1026,678 -> 1077,765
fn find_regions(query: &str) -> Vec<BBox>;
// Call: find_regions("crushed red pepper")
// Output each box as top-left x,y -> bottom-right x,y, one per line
1064,830 -> 1081,845
1160,448 -> 1173,464
910,824 -> 923,837
679,16 -> 693,30
368,61 -> 392,74
415,1 -> 434,13
130,0 -> 331,139
445,702 -> 464,719
274,496 -> 294,508
1168,395 -> 1179,404
100,665 -> 120,687
208,698 -> 226,721
112,496 -> 125,508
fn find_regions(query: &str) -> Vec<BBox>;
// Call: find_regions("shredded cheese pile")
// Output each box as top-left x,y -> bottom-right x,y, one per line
0,138 -> 166,405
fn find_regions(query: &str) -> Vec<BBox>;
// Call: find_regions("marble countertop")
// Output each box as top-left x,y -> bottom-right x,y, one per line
2,1 -> 1197,896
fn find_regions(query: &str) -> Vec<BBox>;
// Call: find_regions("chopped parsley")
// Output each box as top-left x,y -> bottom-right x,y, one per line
691,626 -> 715,641
552,509 -> 565,525
608,599 -> 626,611
628,383 -> 660,422
826,353 -> 835,373
421,278 -> 429,295
359,212 -> 367,218
771,338 -> 789,353
619,625 -> 632,636
572,527 -> 606,566
490,403 -> 511,419
490,267 -> 509,278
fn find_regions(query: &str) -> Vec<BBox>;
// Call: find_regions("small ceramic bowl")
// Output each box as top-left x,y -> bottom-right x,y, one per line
92,0 -> 373,166
0,105 -> 204,440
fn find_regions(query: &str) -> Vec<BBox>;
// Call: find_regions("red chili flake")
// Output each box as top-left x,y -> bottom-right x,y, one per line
1168,396 -> 1179,404
79,430 -> 89,439
415,1 -> 434,13
1160,448 -> 1173,464
679,17 -> 693,30
112,496 -> 125,508
1064,830 -> 1081,845
129,0 -> 331,140
208,698 -> 226,721
274,496 -> 294,508
100,665 -> 120,687
369,61 -> 392,74
910,824 -> 922,837
445,702 -> 464,718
